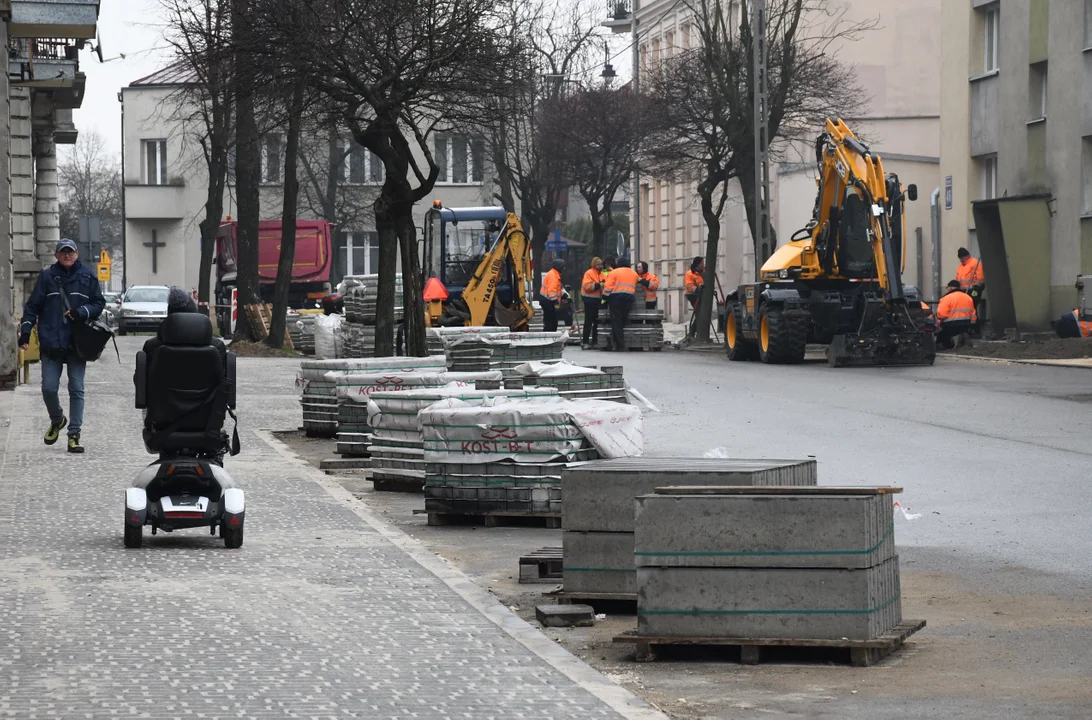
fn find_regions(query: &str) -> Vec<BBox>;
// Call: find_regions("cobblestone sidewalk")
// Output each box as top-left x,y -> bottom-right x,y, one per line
0,342 -> 661,719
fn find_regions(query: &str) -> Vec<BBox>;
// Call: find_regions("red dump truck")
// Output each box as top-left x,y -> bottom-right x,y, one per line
215,219 -> 334,336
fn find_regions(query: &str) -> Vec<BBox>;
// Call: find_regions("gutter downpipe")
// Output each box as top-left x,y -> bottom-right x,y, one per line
930,186 -> 940,301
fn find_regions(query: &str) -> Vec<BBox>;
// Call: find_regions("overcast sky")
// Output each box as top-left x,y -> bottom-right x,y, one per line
71,0 -> 171,158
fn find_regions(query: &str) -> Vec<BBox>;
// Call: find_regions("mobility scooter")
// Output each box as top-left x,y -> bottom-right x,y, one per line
126,311 -> 244,548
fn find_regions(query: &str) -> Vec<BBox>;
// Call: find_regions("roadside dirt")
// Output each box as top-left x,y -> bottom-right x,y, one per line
228,339 -> 297,358
949,337 -> 1092,360
278,430 -> 1092,719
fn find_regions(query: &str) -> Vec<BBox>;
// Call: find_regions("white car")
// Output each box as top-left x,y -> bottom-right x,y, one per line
118,285 -> 170,336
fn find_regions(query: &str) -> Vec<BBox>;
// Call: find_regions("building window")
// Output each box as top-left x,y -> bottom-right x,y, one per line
142,140 -> 167,185
1082,137 -> 1092,214
343,141 -> 384,185
1028,61 -> 1047,121
261,134 -> 284,184
983,4 -> 1000,73
977,154 -> 998,200
341,231 -> 379,276
435,134 -> 484,184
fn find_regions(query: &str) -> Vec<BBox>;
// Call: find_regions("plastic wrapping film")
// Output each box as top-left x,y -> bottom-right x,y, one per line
368,383 -> 560,438
312,314 -> 343,359
420,396 -> 644,464
441,330 -> 569,349
334,371 -> 503,402
295,355 -> 447,393
513,359 -> 605,377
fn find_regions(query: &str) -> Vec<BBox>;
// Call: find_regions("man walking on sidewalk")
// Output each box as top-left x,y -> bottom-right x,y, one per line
19,239 -> 105,453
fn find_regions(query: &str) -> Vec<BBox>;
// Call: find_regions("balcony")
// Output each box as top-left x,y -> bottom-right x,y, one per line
10,37 -> 78,84
602,0 -> 633,33
10,0 -> 99,40
125,184 -> 188,220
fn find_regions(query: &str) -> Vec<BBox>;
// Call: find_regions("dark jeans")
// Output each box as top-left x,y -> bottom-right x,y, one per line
582,297 -> 601,345
645,300 -> 657,310
607,294 -> 634,351
41,353 -> 86,436
685,292 -> 702,338
540,300 -> 558,332
937,319 -> 973,349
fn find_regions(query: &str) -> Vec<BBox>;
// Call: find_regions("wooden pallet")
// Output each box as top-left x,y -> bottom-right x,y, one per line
372,477 -> 424,493
613,619 -> 926,666
242,303 -> 294,349
414,508 -> 562,529
519,547 -> 563,583
546,589 -> 638,609
320,457 -> 371,472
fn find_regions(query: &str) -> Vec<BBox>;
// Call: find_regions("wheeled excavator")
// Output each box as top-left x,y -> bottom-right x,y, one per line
421,203 -> 534,330
724,118 -> 935,367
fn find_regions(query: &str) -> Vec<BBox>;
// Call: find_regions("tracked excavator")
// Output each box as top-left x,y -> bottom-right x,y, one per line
422,203 -> 534,330
725,118 -> 935,367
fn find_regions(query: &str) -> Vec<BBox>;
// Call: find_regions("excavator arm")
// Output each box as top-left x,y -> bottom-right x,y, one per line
457,212 -> 533,329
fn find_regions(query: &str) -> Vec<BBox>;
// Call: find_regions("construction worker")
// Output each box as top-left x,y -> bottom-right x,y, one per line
935,280 -> 977,350
956,247 -> 985,333
603,256 -> 616,276
635,262 -> 660,310
684,257 -> 705,339
1055,308 -> 1092,339
539,258 -> 564,332
580,257 -> 605,349
603,256 -> 639,352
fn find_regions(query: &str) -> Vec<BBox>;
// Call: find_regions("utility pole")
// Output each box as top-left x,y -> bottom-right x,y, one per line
631,0 -> 640,266
751,0 -> 771,276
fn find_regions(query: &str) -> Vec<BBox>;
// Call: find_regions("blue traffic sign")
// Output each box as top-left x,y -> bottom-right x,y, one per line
545,230 -> 567,253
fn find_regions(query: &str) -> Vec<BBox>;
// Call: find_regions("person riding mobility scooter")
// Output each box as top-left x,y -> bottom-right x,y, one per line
126,288 -> 243,548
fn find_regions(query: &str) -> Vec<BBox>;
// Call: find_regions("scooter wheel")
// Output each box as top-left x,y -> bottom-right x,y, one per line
124,524 -> 142,549
222,524 -> 243,549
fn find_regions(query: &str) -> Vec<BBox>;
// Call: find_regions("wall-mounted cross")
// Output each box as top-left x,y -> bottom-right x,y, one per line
144,230 -> 166,274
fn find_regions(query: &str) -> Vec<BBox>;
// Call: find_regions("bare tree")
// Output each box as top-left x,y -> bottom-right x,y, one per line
58,131 -> 122,253
262,0 -> 524,356
161,0 -> 234,307
644,0 -> 870,340
543,84 -> 653,258
483,1 -> 598,275
296,120 -> 379,236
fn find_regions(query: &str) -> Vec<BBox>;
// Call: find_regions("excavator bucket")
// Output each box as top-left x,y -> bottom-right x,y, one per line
493,303 -> 529,331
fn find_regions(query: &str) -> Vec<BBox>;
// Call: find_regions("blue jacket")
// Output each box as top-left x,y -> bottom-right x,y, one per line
20,261 -> 106,351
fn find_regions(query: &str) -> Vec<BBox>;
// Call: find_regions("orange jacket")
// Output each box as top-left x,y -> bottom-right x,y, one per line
638,272 -> 660,302
541,268 -> 563,303
684,269 -> 704,294
937,290 -> 977,324
603,267 -> 639,297
920,301 -> 932,317
1070,309 -> 1092,338
956,257 -> 985,292
581,268 -> 604,298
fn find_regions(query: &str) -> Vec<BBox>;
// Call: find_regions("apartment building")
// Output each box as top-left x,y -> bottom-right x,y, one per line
0,0 -> 100,387
939,0 -> 1092,333
607,0 -> 941,322
121,66 -> 494,293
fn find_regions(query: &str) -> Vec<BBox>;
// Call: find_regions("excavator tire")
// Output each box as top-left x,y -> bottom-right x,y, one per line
725,305 -> 759,361
757,304 -> 807,364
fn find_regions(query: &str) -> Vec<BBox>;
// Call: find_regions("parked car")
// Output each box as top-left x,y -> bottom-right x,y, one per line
118,285 -> 170,336
102,292 -> 122,326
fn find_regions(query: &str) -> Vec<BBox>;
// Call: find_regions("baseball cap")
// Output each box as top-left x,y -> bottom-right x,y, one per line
55,238 -> 78,253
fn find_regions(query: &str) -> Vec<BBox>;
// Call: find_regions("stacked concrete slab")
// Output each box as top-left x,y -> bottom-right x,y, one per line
341,274 -> 403,357
595,309 -> 665,351
288,311 -> 317,355
443,331 -> 568,373
634,487 -> 902,641
368,381 -> 558,490
520,363 -> 628,403
561,458 -> 818,597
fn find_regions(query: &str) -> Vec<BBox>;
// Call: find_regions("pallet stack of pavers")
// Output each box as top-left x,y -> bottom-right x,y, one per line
420,394 -> 643,525
596,308 -> 665,351
426,326 -> 509,357
443,331 -> 568,373
561,458 -> 817,600
517,362 -> 628,403
629,485 -> 914,664
288,310 -> 317,355
341,274 -> 402,357
297,356 -> 447,439
368,379 -> 559,492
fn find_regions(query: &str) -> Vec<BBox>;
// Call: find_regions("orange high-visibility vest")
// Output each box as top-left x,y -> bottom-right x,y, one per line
956,257 -> 985,292
1070,309 -> 1092,338
639,272 -> 660,302
684,269 -> 704,294
581,268 -> 603,298
604,267 -> 639,297
541,269 -> 563,303
937,290 -> 977,323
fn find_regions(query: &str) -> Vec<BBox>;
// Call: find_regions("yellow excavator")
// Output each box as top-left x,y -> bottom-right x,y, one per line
421,203 -> 534,330
725,118 -> 934,367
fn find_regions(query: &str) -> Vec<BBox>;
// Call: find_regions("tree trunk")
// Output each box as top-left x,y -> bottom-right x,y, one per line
693,178 -> 722,342
736,168 -> 779,280
267,80 -> 305,349
373,188 -> 399,357
324,129 -> 340,222
588,198 -> 606,259
396,209 -> 425,356
528,217 -> 551,301
232,0 -> 262,341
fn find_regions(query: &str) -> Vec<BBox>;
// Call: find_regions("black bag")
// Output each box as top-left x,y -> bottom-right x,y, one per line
54,275 -> 119,362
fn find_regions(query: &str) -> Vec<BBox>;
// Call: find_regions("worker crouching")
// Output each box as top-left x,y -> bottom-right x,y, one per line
1055,308 -> 1092,339
603,257 -> 639,352
935,280 -> 977,350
